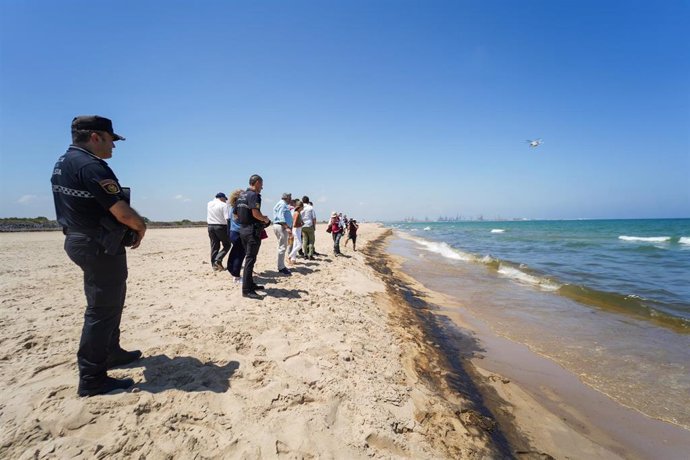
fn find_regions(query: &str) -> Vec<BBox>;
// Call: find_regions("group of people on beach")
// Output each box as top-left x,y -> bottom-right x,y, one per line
327,211 -> 359,255
52,114 -> 363,395
207,176 -> 360,296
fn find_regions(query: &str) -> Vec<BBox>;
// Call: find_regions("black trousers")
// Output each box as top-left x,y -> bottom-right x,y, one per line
208,224 -> 231,265
240,229 -> 261,293
65,234 -> 127,387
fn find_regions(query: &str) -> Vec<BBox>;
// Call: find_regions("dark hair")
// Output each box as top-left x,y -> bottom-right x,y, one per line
71,130 -> 96,143
302,196 -> 309,203
249,174 -> 263,186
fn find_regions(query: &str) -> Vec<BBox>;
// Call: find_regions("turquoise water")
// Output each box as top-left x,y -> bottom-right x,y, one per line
386,218 -> 690,428
390,219 -> 690,330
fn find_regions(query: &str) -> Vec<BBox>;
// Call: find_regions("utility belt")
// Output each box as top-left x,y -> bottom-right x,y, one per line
64,216 -> 137,255
63,227 -> 100,238
240,220 -> 269,237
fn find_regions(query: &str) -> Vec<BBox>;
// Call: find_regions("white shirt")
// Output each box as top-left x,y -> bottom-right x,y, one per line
301,203 -> 316,227
207,199 -> 228,225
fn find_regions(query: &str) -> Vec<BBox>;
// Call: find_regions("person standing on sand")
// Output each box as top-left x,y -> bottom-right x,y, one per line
272,192 -> 293,275
51,115 -> 146,396
286,198 -> 296,256
308,198 -> 324,256
288,200 -> 304,264
329,212 -> 343,256
207,192 -> 230,271
300,196 -> 316,260
345,219 -> 359,251
236,175 -> 271,299
336,212 -> 345,241
226,189 -> 245,284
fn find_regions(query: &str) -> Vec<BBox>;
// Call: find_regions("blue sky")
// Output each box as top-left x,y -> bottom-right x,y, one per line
1,0 -> 688,221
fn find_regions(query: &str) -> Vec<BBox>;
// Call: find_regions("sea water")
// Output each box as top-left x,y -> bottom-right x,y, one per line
386,219 -> 690,429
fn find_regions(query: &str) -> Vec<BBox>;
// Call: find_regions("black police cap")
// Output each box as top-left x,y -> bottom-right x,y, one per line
71,115 -> 126,141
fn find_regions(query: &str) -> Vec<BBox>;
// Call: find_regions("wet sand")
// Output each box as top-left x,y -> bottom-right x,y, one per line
379,229 -> 690,459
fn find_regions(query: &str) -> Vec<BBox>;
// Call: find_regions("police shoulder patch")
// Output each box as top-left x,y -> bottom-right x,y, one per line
99,179 -> 121,195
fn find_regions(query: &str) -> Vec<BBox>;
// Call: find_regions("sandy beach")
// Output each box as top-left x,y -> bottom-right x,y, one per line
0,224 -> 496,459
1,224 -> 686,459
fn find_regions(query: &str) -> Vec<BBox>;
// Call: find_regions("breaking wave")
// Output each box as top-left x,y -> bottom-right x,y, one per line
402,235 -> 474,261
397,229 -> 689,332
619,235 -> 671,243
401,233 -> 561,291
496,264 -> 561,291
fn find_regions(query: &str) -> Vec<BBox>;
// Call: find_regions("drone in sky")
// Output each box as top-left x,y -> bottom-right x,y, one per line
526,138 -> 543,148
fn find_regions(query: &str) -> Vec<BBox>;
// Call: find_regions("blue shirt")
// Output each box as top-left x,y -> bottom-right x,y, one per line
228,207 -> 241,232
272,200 -> 293,227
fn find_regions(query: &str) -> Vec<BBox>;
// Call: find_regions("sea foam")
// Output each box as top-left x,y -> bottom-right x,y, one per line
679,237 -> 690,245
400,234 -> 474,261
619,236 -> 671,243
491,229 -> 505,233
497,265 -> 561,291
403,232 -> 560,290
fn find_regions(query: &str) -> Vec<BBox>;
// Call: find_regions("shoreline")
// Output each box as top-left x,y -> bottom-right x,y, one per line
374,227 -> 690,459
361,230 -> 525,457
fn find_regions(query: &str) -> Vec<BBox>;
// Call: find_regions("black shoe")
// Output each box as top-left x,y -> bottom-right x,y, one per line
308,256 -> 315,260
298,249 -> 304,256
78,376 -> 135,397
242,290 -> 263,300
106,349 -> 142,369
279,267 -> 291,275
251,284 -> 265,290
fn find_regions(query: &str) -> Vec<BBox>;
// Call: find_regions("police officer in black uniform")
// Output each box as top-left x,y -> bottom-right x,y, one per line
51,115 -> 148,396
235,174 -> 271,299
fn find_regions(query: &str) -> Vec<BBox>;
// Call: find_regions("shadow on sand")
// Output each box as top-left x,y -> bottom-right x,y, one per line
263,287 -> 308,299
285,266 -> 315,275
261,267 -> 316,277
130,355 -> 239,393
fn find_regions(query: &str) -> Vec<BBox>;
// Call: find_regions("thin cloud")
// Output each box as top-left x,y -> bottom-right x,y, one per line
174,195 -> 192,203
18,194 -> 40,204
